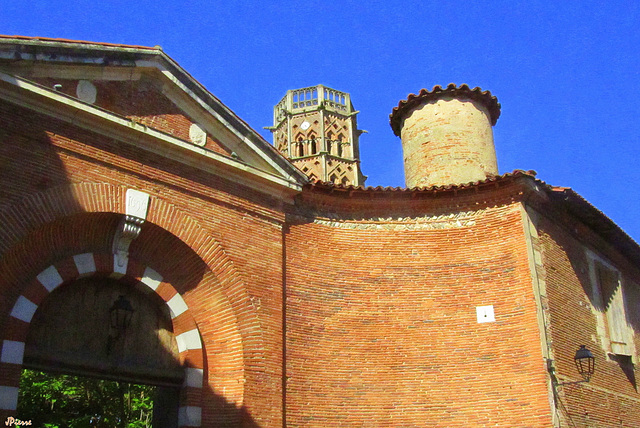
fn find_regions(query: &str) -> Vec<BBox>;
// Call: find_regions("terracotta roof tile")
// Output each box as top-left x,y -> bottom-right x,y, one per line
545,185 -> 640,260
309,169 -> 536,194
0,35 -> 158,51
389,83 -> 501,136
307,170 -> 640,263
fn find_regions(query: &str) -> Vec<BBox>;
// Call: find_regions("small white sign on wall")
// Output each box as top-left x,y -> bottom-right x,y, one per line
476,305 -> 496,323
126,189 -> 150,220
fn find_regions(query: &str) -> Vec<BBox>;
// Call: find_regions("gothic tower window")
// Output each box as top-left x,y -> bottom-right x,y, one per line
310,136 -> 317,154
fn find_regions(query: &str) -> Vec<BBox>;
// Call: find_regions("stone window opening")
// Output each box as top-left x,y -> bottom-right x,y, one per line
587,251 -> 634,358
310,136 -> 317,154
297,138 -> 304,157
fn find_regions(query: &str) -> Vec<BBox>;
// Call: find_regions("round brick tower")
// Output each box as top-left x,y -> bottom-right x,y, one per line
390,84 -> 501,188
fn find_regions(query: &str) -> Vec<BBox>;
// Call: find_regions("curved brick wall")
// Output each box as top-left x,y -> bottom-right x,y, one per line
285,201 -> 553,427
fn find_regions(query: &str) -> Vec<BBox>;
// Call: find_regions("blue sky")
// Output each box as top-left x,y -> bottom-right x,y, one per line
3,1 -> 639,242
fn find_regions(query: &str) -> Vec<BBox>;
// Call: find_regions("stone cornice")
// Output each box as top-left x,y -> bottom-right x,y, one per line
0,71 -> 303,202
0,36 -> 309,188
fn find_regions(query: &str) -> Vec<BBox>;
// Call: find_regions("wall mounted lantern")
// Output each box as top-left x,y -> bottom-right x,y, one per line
573,345 -> 595,382
110,295 -> 134,335
549,345 -> 596,386
107,295 -> 134,355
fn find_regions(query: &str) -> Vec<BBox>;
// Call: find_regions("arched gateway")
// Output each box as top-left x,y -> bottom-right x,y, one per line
0,191 -> 261,427
2,253 -> 205,427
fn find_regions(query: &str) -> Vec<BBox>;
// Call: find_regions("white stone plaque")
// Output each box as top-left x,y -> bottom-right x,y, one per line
189,123 -> 207,147
76,80 -> 97,104
126,189 -> 150,219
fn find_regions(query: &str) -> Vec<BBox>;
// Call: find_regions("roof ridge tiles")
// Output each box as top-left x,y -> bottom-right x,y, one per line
389,83 -> 501,136
0,34 -> 158,51
309,169 -> 537,193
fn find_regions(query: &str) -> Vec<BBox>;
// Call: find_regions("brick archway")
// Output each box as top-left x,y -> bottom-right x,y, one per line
0,183 -> 267,426
1,253 -> 204,427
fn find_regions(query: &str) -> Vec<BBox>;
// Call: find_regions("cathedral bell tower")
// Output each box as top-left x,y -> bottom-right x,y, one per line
267,85 -> 366,186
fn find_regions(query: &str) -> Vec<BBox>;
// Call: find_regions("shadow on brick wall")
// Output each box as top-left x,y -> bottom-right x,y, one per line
573,245 -> 640,393
608,353 -> 637,392
0,92 -> 270,426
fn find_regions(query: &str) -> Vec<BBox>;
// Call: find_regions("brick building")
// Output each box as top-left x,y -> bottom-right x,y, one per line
0,36 -> 637,427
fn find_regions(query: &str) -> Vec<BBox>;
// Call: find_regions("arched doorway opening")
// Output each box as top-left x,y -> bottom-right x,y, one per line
18,369 -> 158,427
0,205 -> 256,426
19,276 -> 184,427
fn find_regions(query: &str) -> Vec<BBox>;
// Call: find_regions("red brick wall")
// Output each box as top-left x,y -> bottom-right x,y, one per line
29,76 -> 230,155
0,97 -> 285,427
7,78 -> 637,427
536,211 -> 640,427
285,196 -> 553,427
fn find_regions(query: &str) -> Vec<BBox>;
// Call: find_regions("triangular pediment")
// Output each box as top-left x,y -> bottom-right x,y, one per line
0,36 -> 307,195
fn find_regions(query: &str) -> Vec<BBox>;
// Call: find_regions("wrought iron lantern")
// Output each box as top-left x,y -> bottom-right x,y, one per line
109,295 -> 134,337
574,345 -> 595,382
548,345 -> 596,386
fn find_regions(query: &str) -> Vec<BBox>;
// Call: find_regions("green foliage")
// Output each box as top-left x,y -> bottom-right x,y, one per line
17,369 -> 155,427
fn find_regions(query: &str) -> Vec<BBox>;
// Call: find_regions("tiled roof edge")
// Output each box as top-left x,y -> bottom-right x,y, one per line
306,171 -> 640,263
389,83 -> 501,136
306,169 -> 536,194
0,34 -> 309,186
543,185 -> 640,260
0,35 -> 158,51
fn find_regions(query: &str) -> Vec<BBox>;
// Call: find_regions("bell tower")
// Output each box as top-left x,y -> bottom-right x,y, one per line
268,85 -> 366,186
